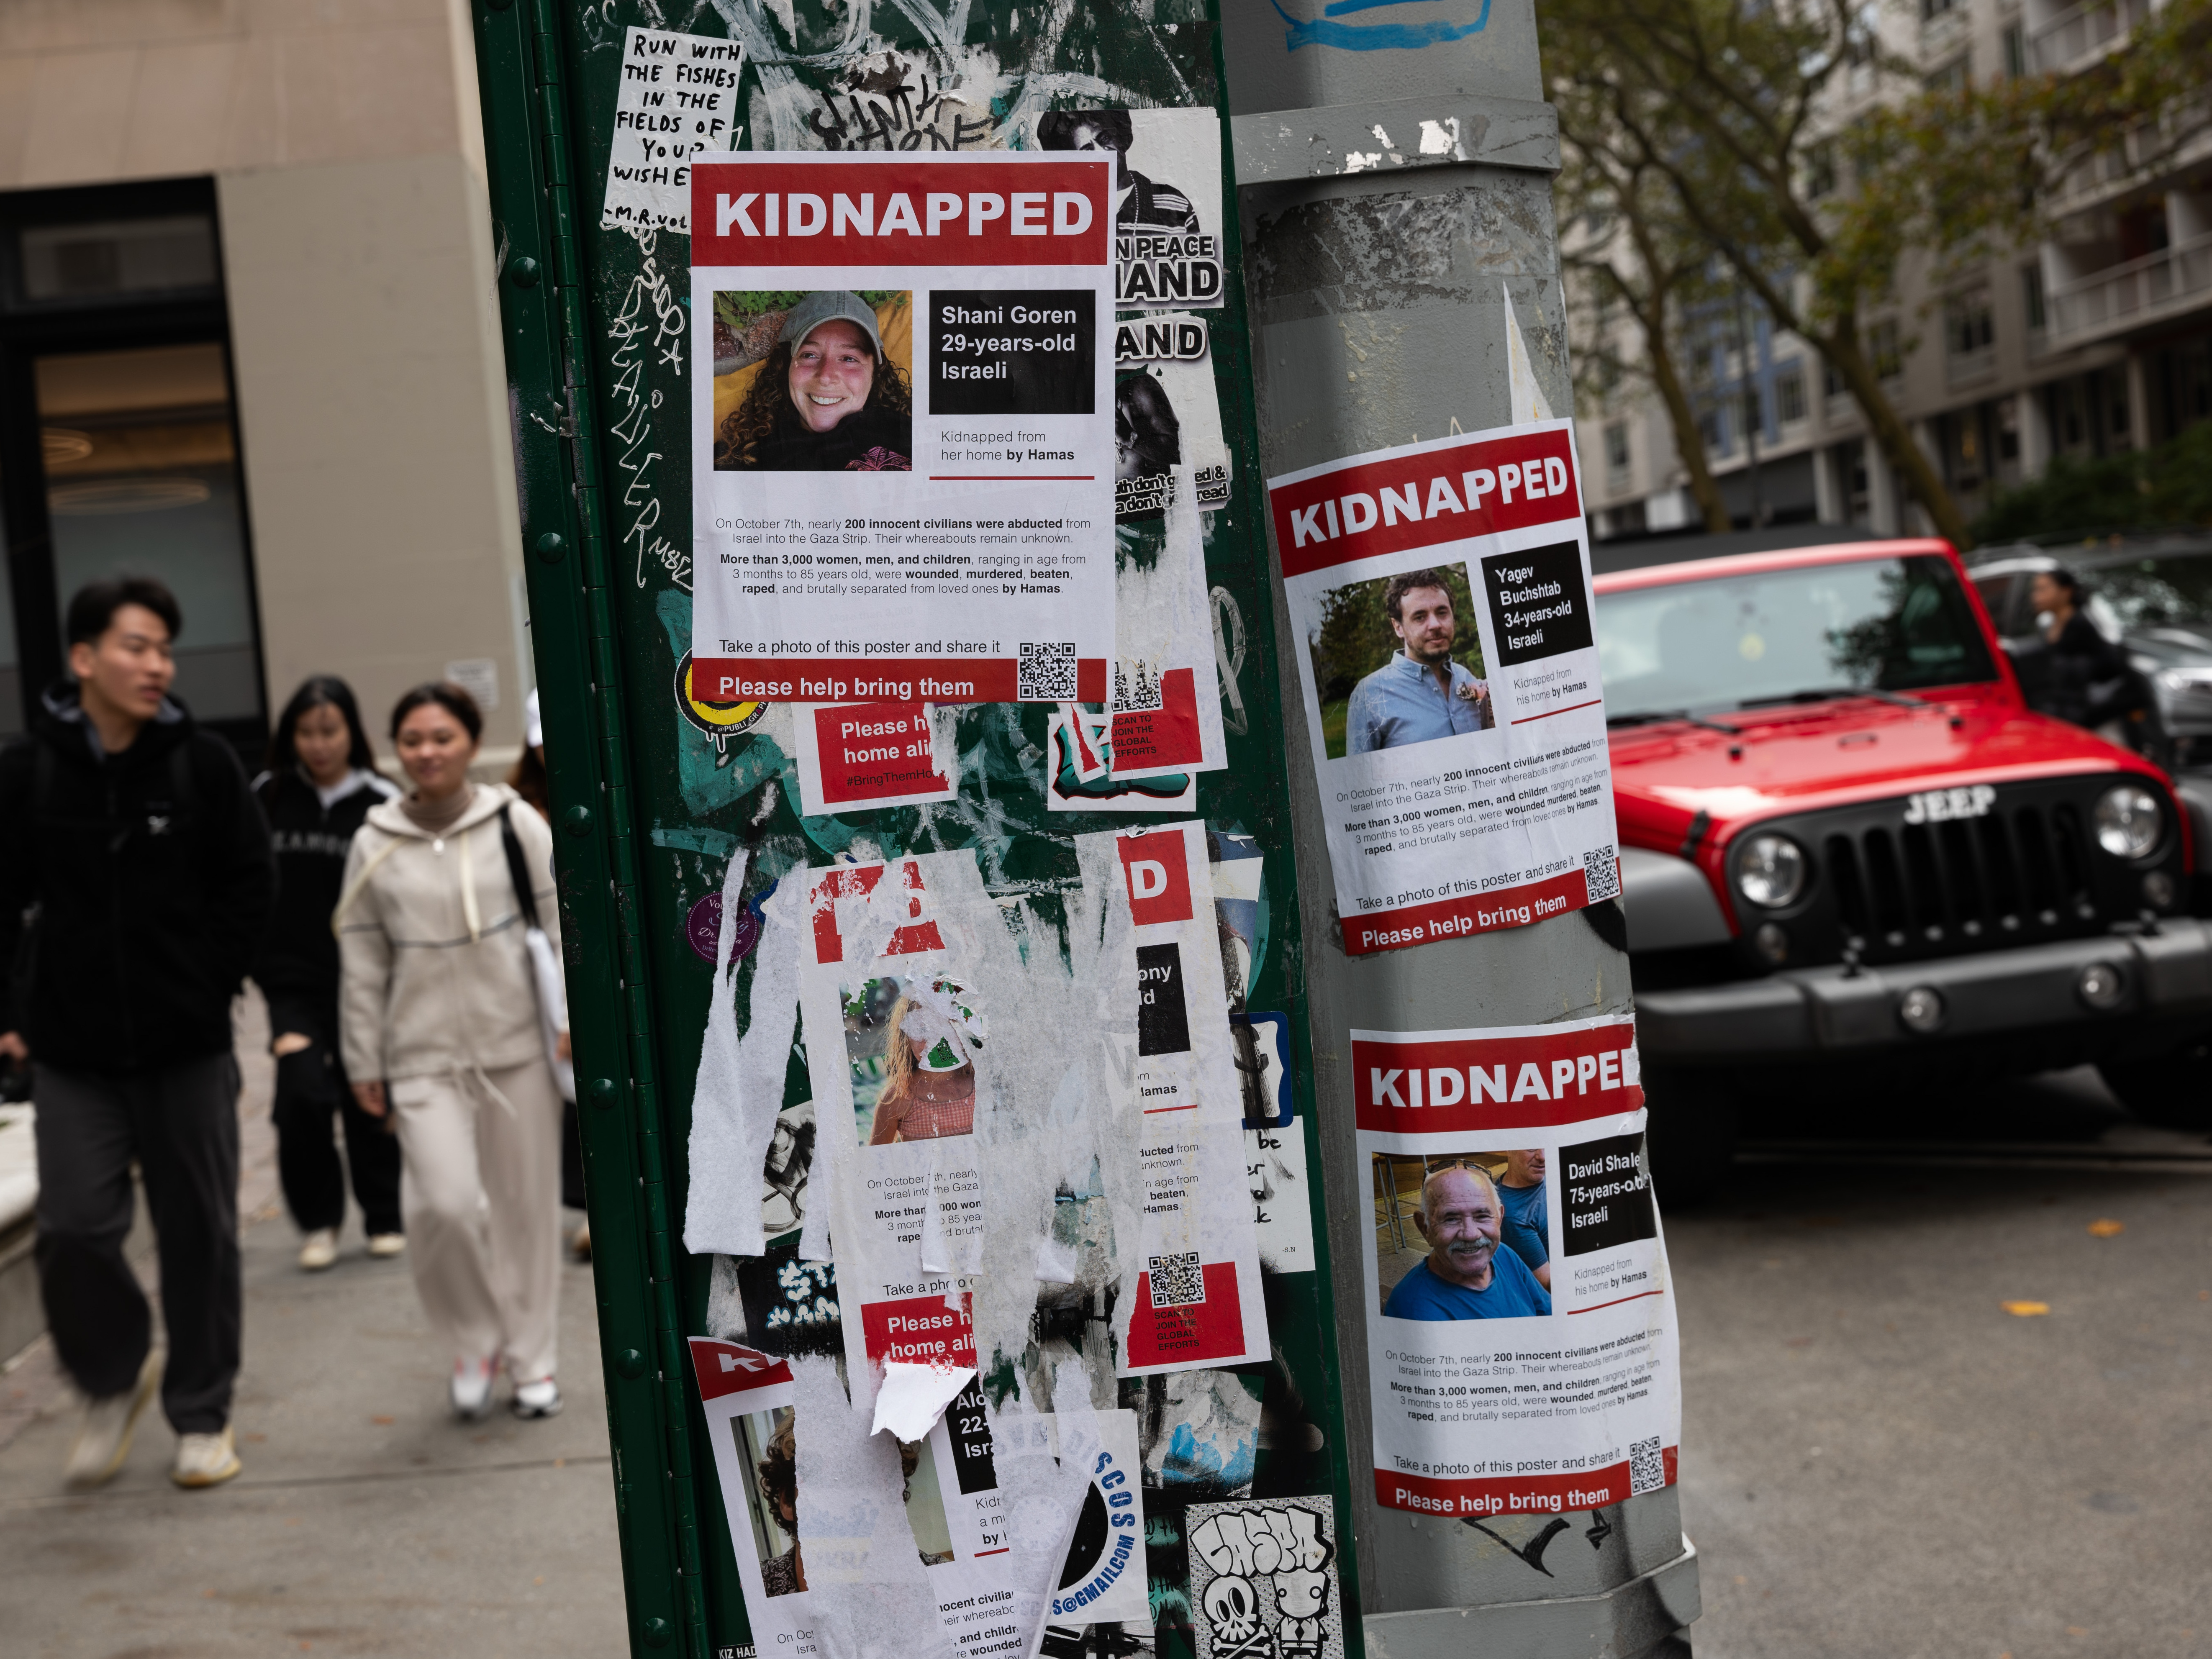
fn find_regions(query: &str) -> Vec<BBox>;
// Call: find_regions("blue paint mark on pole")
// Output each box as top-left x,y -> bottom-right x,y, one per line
1272,0 -> 1493,49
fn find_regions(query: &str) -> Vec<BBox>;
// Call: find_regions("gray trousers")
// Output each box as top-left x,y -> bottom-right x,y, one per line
33,1055 -> 242,1433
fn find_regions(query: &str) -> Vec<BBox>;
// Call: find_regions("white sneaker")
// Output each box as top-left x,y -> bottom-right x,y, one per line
170,1425 -> 241,1489
511,1377 -> 562,1420
63,1350 -> 162,1489
452,1356 -> 497,1421
366,1232 -> 406,1259
298,1228 -> 339,1271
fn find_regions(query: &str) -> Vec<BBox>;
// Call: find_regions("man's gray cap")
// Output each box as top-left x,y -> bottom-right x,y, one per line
779,290 -> 885,361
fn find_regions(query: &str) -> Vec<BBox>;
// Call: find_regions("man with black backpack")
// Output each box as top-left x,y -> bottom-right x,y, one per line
0,577 -> 276,1490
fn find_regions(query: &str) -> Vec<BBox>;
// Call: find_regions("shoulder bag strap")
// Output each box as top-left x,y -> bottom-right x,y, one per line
496,802 -> 541,932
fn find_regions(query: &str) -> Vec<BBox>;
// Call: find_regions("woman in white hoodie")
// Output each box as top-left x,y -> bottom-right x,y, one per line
336,682 -> 567,1421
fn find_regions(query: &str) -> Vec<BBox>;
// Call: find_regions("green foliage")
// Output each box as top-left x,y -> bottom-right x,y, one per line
713,290 -> 909,329
1835,0 -> 2212,303
1974,423 -> 2212,545
1305,568 -> 1487,703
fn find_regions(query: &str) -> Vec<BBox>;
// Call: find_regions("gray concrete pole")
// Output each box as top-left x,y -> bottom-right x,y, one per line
1219,9 -> 1701,1655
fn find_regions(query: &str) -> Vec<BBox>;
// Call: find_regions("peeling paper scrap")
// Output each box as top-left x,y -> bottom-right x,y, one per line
684,852 -> 806,1258
792,702 -> 957,815
1046,709 -> 1195,812
1087,823 -> 1270,1376
690,1341 -> 1145,1659
872,1359 -> 977,1443
1112,315 -> 1232,524
793,1355 -> 953,1659
1109,464 -> 1228,781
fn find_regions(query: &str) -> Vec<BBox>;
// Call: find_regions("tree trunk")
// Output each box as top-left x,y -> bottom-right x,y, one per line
1813,321 -> 1974,549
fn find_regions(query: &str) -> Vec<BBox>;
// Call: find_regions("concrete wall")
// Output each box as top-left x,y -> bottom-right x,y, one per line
0,0 -> 530,753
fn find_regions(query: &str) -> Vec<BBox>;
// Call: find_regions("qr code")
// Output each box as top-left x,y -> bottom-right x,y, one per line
1019,641 -> 1078,701
1583,846 -> 1621,903
1113,658 -> 1163,713
1628,1435 -> 1666,1496
1149,1251 -> 1206,1308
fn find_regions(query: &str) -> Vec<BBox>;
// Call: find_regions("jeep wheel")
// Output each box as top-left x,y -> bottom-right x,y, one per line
1642,1067 -> 1741,1206
2100,1036 -> 2212,1131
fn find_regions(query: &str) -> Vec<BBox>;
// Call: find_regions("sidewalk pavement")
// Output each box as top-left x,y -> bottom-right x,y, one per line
0,993 -> 628,1657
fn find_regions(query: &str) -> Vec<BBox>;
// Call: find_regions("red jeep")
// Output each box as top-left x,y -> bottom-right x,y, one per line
1596,538 -> 2212,1198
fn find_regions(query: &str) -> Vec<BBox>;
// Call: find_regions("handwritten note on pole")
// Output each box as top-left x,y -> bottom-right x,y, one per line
600,28 -> 745,236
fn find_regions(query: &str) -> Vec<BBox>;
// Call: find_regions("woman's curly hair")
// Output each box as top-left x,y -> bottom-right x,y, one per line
716,331 -> 913,469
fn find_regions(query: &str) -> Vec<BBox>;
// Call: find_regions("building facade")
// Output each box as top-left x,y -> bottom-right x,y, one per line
1575,0 -> 2212,544
0,1 -> 530,760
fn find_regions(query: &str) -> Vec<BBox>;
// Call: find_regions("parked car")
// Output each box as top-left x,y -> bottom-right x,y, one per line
1598,538 -> 2212,1199
1966,535 -> 2212,774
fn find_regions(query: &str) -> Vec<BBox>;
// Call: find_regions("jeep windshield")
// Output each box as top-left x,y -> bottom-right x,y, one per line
1596,554 -> 2000,723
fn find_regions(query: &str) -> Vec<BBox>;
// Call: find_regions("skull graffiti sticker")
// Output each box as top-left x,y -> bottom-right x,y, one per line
1186,1497 -> 1343,1659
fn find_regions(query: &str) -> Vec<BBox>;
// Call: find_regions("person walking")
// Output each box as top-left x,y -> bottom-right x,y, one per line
0,576 -> 276,1489
252,677 -> 403,1271
336,682 -> 569,1421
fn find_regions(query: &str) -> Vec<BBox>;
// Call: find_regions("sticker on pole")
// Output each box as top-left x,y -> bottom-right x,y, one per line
1267,419 -> 1622,955
690,151 -> 1116,705
1354,1015 -> 1681,1521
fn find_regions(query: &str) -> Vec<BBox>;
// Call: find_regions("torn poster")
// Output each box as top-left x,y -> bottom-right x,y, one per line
1114,314 -> 1230,523
1088,823 -> 1269,1376
690,151 -> 1117,705
1356,1014 -> 1681,1520
798,854 -> 988,1414
1110,466 -> 1227,782
600,28 -> 744,234
1044,708 -> 1195,813
690,1340 -> 1147,1659
1031,108 -> 1226,311
791,701 -> 956,814
1269,418 -> 1622,956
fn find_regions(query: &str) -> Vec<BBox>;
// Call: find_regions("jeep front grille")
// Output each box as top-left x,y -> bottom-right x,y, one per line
1822,801 -> 2098,955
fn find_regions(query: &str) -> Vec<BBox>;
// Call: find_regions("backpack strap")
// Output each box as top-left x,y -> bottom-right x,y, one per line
497,803 -> 541,932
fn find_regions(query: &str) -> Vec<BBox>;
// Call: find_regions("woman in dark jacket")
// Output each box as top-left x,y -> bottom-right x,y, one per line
252,677 -> 402,1270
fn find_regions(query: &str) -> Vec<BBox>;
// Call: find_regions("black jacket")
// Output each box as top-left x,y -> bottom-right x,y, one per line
0,685 -> 277,1073
251,765 -> 396,1035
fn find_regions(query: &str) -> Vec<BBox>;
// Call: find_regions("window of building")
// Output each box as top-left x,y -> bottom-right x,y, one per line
1920,0 -> 1958,19
1804,144 -> 1837,200
1923,56 -> 1970,94
2022,264 -> 2046,332
0,179 -> 263,749
1697,401 -> 1727,454
1945,285 -> 1995,356
1604,421 -> 1632,476
1825,359 -> 1848,400
1742,385 -> 1764,441
1870,319 -> 1904,380
1776,364 -> 1808,423
2002,22 -> 2027,77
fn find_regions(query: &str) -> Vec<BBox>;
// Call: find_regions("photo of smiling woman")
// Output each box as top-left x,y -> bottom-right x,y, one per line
713,290 -> 914,472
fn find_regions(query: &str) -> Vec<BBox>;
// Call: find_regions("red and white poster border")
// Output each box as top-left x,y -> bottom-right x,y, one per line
1353,1014 -> 1681,1520
1267,418 -> 1622,956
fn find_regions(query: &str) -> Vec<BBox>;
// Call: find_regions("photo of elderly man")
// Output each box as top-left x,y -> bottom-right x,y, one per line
1382,1163 -> 1551,1321
1346,568 -> 1494,754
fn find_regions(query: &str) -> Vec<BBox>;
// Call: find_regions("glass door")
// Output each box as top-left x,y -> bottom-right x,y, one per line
34,342 -> 262,726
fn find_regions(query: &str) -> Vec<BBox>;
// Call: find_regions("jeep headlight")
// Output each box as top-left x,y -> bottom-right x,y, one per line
1733,833 -> 1807,909
2093,784 -> 2162,859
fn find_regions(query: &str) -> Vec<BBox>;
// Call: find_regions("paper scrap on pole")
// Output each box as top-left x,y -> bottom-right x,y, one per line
690,152 -> 1116,705
1355,1015 -> 1680,1520
600,28 -> 744,234
1269,418 -> 1623,955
